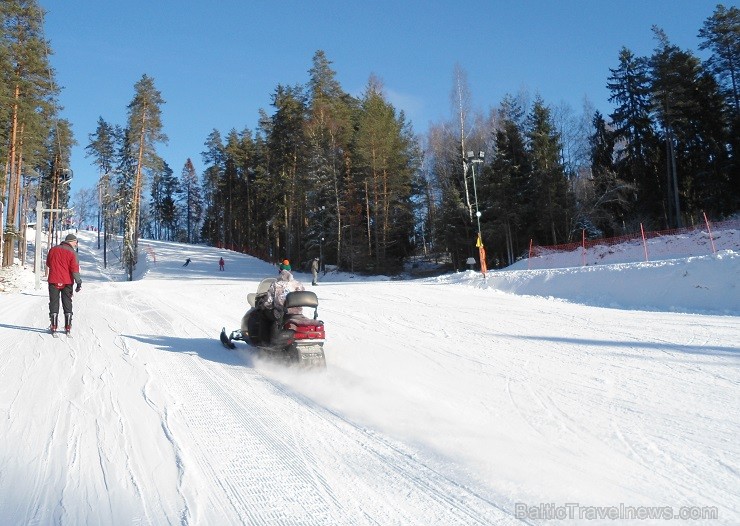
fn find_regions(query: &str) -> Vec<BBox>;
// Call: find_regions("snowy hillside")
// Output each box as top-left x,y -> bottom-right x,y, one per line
0,230 -> 738,525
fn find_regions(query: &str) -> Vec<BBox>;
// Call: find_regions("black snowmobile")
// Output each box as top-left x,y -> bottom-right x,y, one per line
220,277 -> 327,368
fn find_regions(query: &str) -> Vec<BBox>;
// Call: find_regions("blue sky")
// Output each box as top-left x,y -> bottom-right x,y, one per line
38,0 -> 720,195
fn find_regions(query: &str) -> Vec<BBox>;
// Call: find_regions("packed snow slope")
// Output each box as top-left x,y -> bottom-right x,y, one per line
0,229 -> 738,525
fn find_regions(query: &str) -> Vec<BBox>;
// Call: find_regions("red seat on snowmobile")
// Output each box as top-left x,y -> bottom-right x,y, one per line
284,314 -> 323,326
283,315 -> 325,340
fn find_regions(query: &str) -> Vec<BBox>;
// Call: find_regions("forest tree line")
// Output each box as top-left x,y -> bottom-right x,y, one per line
2,2 -> 738,276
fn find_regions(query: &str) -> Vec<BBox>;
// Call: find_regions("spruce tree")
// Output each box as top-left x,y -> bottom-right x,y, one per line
585,111 -> 635,236
699,4 -> 740,116
305,50 -> 354,268
266,84 -> 307,262
489,98 -> 530,265
526,98 -> 571,245
607,47 -> 663,228
698,5 -> 740,215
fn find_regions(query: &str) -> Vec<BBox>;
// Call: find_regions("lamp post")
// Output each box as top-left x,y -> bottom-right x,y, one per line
466,150 -> 484,240
466,150 -> 487,277
320,236 -> 324,272
318,205 -> 325,272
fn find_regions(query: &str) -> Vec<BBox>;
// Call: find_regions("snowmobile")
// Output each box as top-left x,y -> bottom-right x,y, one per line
220,277 -> 326,368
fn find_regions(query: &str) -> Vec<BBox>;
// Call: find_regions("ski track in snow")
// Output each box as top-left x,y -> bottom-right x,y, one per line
114,285 -> 515,525
0,231 -> 738,525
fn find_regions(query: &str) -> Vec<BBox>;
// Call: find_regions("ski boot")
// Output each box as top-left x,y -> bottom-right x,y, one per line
64,313 -> 73,335
50,313 -> 58,334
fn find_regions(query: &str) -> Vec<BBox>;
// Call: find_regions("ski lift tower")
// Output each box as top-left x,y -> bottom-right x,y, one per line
34,200 -> 69,290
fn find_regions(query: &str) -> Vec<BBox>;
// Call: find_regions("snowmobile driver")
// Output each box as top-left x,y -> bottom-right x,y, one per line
260,269 -> 305,345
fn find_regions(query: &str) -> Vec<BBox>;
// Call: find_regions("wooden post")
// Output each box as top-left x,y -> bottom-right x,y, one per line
640,223 -> 649,262
0,201 -> 4,267
582,229 -> 586,266
703,212 -> 716,254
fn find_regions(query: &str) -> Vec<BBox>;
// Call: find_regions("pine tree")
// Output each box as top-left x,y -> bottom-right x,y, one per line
178,158 -> 202,244
200,129 -> 225,246
650,27 -> 730,226
85,117 -> 118,251
353,76 -> 418,272
123,74 -> 166,280
1,0 -> 61,266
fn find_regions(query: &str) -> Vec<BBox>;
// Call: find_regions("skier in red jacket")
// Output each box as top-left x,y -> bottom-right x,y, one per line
46,233 -> 82,334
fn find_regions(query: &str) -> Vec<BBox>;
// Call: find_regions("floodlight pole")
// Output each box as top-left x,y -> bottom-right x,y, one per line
466,150 -> 485,243
466,151 -> 486,277
319,205 -> 325,273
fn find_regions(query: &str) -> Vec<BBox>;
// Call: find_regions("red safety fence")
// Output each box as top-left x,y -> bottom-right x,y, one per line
145,245 -> 157,264
214,242 -> 273,264
527,217 -> 739,270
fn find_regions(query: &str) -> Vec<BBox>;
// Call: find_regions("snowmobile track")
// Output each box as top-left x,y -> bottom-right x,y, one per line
146,350 -> 519,525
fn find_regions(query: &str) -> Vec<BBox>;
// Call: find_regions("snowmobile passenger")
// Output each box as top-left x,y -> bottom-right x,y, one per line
264,269 -> 305,317
278,259 -> 291,272
261,269 -> 304,343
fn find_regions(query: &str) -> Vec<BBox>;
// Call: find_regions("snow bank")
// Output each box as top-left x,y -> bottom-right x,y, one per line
447,250 -> 739,315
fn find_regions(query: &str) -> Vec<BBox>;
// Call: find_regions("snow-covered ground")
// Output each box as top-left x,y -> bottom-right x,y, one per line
0,228 -> 738,525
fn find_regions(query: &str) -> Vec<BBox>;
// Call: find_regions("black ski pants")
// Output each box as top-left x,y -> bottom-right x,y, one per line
48,283 -> 74,315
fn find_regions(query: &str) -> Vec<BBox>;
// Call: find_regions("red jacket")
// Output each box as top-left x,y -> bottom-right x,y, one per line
46,242 -> 81,286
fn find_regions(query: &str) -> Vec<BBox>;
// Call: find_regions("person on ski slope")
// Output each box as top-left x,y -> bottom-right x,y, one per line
219,257 -> 225,271
46,233 -> 82,333
278,259 -> 291,272
311,257 -> 319,286
261,269 -> 305,342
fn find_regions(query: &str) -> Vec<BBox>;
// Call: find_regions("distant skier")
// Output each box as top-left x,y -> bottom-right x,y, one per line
219,257 -> 225,271
46,233 -> 82,334
311,257 -> 319,286
183,258 -> 191,267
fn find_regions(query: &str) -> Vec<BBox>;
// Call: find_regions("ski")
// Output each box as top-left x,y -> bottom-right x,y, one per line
220,328 -> 236,349
50,328 -> 59,338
